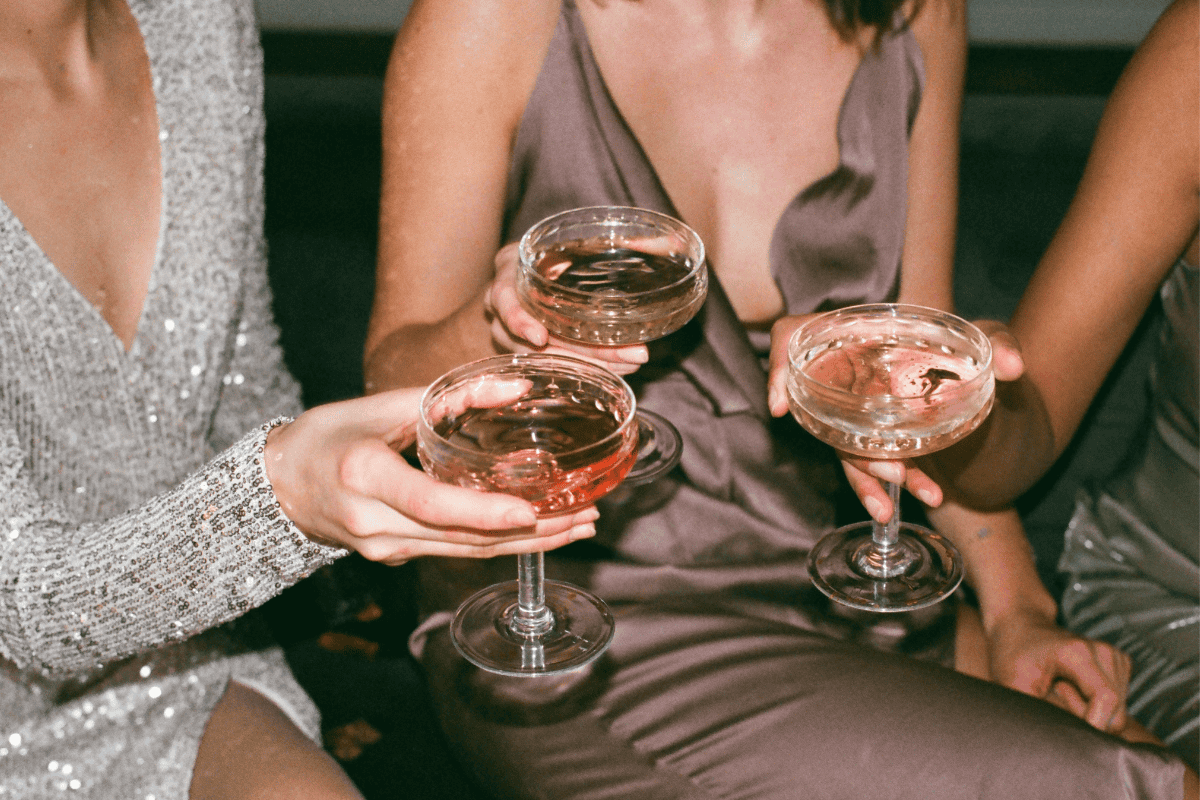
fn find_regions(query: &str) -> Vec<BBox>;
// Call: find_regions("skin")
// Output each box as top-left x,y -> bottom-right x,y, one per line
366,0 -> 1169,764
0,2 -> 598,797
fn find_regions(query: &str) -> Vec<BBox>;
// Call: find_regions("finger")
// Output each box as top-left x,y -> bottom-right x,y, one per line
768,316 -> 811,414
545,335 -> 648,368
841,460 -> 894,523
1089,643 -> 1132,731
1048,679 -> 1090,719
619,233 -> 683,258
900,464 -> 943,508
490,317 -> 541,356
974,320 -> 1025,382
352,497 -> 600,555
369,519 -> 598,565
992,341 -> 1026,383
489,275 -> 551,348
366,453 -> 544,530
504,338 -> 645,376
440,375 -> 533,415
1054,642 -> 1125,731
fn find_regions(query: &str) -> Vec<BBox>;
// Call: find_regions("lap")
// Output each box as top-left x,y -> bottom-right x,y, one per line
420,600 -> 1186,800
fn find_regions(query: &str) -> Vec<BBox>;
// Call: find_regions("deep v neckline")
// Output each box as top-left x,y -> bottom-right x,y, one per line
0,0 -> 165,357
568,0 -> 874,282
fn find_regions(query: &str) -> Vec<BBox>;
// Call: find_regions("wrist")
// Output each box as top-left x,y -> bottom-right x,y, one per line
980,590 -> 1058,637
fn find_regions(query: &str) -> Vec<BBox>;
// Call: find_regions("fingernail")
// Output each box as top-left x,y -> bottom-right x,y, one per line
863,496 -> 885,521
916,488 -> 939,506
622,348 -> 649,364
767,386 -> 781,412
569,523 -> 596,541
579,507 -> 600,523
504,507 -> 538,527
869,462 -> 905,483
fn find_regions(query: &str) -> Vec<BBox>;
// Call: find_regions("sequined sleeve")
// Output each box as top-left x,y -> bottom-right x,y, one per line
0,419 -> 342,677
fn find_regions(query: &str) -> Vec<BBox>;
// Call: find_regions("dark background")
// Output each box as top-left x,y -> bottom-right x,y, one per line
258,35 -> 1158,798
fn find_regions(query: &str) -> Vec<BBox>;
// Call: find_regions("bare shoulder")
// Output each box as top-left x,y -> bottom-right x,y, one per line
1123,0 -> 1198,114
905,0 -> 967,58
1102,0 -> 1198,183
386,0 -> 561,130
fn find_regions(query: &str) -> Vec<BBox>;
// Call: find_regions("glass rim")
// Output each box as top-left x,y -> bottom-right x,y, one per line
517,205 -> 707,303
418,352 -> 638,460
786,303 -> 995,405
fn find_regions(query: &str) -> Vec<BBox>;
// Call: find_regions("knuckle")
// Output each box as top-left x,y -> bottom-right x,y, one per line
336,448 -> 371,494
340,507 -> 374,539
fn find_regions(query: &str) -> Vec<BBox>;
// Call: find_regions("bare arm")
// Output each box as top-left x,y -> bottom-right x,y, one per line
364,0 -> 561,392
895,0 -> 966,311
932,0 -> 1200,505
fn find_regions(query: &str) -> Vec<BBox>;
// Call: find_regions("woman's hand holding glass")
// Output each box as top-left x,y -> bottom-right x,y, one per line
767,314 -> 1027,523
485,242 -> 650,376
262,387 -> 599,566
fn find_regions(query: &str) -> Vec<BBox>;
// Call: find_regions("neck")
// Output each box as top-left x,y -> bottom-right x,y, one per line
0,0 -> 103,84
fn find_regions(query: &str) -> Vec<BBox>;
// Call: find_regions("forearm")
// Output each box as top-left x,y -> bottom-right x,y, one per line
922,373 -> 1058,508
363,292 -> 497,393
925,500 -> 1057,632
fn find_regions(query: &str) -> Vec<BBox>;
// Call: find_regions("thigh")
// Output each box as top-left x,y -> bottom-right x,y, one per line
422,601 -> 1187,800
190,681 -> 364,800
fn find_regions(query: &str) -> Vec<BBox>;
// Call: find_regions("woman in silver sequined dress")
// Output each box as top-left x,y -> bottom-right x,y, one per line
0,1 -> 599,797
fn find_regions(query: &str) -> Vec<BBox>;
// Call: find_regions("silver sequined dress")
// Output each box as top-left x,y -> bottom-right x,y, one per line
0,0 -> 342,796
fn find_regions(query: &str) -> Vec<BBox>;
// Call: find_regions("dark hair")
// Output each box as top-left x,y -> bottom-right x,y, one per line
825,0 -> 921,42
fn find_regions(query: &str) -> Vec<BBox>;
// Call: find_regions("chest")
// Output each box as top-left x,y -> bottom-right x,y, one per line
579,1 -> 868,324
0,10 -> 161,351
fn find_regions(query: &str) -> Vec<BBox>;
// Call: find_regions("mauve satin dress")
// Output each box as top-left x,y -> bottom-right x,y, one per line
410,2 -> 1189,796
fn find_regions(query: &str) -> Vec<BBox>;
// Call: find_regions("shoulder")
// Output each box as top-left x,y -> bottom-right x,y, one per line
1102,0 -> 1197,181
902,0 -> 969,65
387,0 -> 562,130
1124,0 -> 1198,105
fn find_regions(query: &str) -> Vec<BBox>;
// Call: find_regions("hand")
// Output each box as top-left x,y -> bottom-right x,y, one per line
986,606 -> 1132,734
484,242 -> 649,375
263,387 -> 599,566
767,314 -> 1027,523
766,313 -> 943,521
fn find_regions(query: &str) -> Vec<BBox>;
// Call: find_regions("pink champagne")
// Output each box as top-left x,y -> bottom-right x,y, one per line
519,242 -> 707,345
426,394 -> 637,515
788,337 -> 994,459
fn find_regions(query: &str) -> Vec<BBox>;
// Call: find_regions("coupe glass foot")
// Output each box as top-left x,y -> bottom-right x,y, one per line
807,520 -> 964,612
450,580 -> 615,677
622,409 -> 683,486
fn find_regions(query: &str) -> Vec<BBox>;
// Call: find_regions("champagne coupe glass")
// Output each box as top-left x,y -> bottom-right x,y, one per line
786,304 -> 995,612
516,206 -> 707,484
418,353 -> 639,676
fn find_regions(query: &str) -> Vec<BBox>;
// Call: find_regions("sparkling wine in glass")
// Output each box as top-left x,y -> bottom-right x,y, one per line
787,304 -> 995,611
418,353 -> 639,675
516,206 -> 707,484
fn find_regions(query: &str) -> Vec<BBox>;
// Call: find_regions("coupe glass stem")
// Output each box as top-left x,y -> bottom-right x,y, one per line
511,553 -> 554,637
877,481 -> 902,550
859,480 -> 905,579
